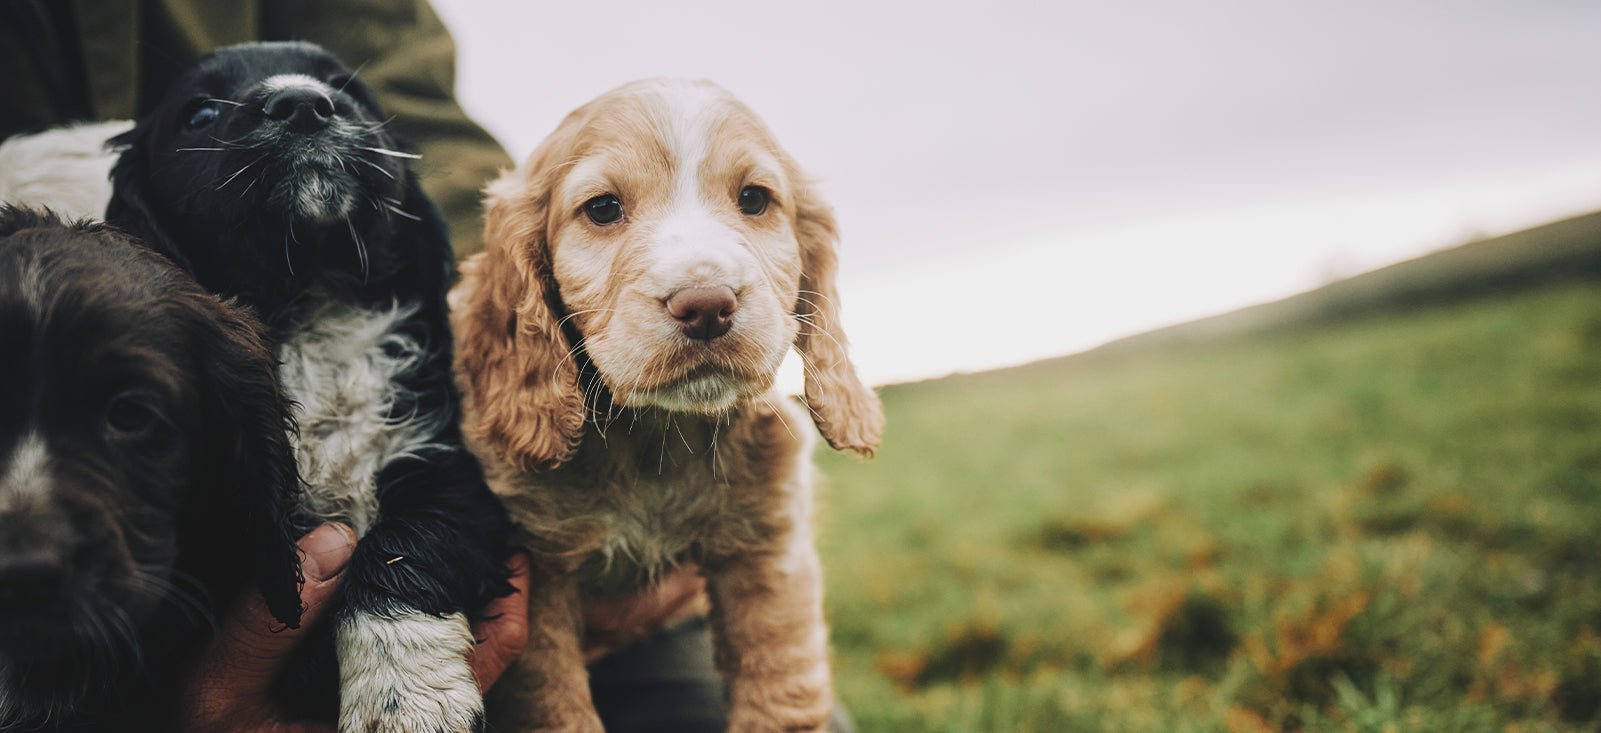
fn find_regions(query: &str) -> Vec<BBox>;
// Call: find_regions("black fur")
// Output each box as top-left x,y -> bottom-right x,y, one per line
105,42 -> 514,725
0,206 -> 302,730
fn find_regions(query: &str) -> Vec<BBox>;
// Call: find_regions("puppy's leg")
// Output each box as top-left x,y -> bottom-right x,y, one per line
336,608 -> 479,733
336,451 -> 510,733
485,572 -> 602,733
708,536 -> 833,733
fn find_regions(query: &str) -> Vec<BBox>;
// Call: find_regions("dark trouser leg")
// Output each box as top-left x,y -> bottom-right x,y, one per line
589,616 -> 854,733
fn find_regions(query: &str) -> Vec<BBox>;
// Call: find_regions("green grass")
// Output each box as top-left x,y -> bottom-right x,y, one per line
814,280 -> 1601,731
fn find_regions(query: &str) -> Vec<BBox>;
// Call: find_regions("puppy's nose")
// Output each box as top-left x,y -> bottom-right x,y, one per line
0,549 -> 67,611
666,286 -> 738,340
265,87 -> 335,132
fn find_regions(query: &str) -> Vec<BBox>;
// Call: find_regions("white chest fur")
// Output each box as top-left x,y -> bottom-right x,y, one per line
277,298 -> 442,536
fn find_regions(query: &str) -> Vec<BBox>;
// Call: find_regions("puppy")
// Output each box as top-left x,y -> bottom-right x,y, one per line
0,206 -> 301,730
107,42 -> 513,732
451,79 -> 884,732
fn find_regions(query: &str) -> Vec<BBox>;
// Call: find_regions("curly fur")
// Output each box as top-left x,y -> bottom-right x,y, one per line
452,79 -> 882,732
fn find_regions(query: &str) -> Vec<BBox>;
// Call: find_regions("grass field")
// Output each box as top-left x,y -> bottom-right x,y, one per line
813,257 -> 1601,729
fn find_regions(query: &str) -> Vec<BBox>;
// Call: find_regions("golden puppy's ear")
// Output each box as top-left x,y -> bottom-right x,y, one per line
453,171 -> 585,471
792,181 -> 884,457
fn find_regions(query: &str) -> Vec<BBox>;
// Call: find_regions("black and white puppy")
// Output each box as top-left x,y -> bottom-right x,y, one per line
107,42 -> 513,732
0,206 -> 302,730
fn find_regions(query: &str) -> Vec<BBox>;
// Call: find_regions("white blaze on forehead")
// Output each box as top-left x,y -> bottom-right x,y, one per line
650,80 -> 723,187
261,73 -> 332,95
646,81 -> 753,291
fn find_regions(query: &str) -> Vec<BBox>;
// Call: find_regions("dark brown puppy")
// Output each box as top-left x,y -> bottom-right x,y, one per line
0,207 -> 301,731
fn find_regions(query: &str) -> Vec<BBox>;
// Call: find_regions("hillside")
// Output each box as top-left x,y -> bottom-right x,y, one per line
1096,209 -> 1601,354
815,212 -> 1601,731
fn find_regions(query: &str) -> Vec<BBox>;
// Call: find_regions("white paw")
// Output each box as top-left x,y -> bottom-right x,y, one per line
337,610 -> 483,733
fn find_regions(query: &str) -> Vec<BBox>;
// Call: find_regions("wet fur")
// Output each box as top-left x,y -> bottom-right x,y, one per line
105,42 -> 513,732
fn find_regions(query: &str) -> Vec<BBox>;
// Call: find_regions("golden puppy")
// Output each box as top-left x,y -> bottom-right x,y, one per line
449,78 -> 882,731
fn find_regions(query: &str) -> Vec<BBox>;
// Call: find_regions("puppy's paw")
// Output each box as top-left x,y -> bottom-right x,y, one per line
337,610 -> 483,733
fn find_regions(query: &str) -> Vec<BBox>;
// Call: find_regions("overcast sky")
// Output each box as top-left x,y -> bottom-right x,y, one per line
434,0 -> 1601,387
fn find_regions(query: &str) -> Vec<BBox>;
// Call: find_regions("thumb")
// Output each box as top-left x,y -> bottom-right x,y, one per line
183,522 -> 354,728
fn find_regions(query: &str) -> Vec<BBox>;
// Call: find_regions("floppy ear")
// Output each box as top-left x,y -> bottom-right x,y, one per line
791,179 -> 884,456
194,296 -> 305,628
452,169 -> 586,472
105,123 -> 190,270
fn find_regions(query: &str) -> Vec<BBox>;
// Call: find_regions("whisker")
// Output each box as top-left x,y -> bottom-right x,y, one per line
336,60 -> 370,95
352,156 -> 394,180
673,415 -> 693,454
357,146 -> 420,160
658,413 -> 670,475
556,307 -> 614,329
346,216 -> 370,283
796,288 -> 840,310
284,219 -> 299,277
208,132 -> 265,147
709,414 -> 721,480
216,153 -> 269,191
554,335 -> 590,390
383,202 -> 421,221
760,393 -> 799,442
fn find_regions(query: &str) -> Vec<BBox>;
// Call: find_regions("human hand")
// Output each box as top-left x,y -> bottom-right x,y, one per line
580,564 -> 707,663
178,523 -> 531,732
180,522 -> 353,733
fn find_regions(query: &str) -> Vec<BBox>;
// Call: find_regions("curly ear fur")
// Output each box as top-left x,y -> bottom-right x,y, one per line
192,296 -> 305,628
453,170 -> 586,472
791,178 -> 884,456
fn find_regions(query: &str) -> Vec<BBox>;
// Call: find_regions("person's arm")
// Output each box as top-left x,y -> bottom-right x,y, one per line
180,523 -> 531,732
260,0 -> 513,260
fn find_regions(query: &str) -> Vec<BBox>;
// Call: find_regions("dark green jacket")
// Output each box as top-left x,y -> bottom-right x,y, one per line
1,0 -> 511,258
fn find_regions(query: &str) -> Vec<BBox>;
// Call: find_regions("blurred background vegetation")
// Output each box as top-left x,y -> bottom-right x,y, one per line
814,211 -> 1601,731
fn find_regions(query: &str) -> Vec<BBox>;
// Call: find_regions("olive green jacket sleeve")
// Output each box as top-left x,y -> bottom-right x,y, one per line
259,0 -> 512,258
0,0 -> 511,259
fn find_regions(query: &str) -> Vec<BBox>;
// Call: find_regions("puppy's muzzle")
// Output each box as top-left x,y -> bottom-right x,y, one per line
0,506 -> 80,628
0,547 -> 67,613
667,285 -> 738,340
265,86 -> 335,133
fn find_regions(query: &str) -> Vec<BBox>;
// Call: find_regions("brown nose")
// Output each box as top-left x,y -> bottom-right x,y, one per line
666,286 -> 738,340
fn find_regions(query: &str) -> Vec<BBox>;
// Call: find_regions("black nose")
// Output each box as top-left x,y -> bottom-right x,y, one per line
666,286 -> 738,341
264,87 -> 335,132
0,549 -> 67,611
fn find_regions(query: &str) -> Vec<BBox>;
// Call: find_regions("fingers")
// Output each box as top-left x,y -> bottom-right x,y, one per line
581,563 -> 706,662
181,522 -> 355,732
471,551 -> 531,692
583,563 -> 706,631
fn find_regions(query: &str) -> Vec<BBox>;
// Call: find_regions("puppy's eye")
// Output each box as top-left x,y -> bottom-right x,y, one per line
187,103 -> 221,130
106,393 -> 161,437
585,194 -> 623,225
738,186 -> 770,216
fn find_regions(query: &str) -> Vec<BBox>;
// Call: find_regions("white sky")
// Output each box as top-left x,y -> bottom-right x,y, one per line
434,0 -> 1601,388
